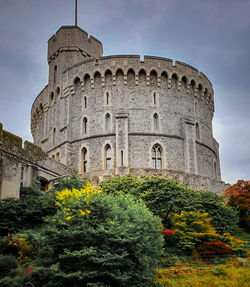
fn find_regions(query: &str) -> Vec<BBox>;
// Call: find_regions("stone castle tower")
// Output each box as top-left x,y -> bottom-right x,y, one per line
31,25 -> 225,193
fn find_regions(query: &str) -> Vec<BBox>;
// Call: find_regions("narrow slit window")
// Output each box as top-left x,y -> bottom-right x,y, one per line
53,128 -> 56,146
196,122 -> 200,140
54,65 -> 57,85
83,118 -> 88,135
82,148 -> 87,173
153,113 -> 159,131
153,92 -> 156,105
105,113 -> 111,132
121,150 -> 123,167
106,92 -> 109,105
84,97 -> 87,109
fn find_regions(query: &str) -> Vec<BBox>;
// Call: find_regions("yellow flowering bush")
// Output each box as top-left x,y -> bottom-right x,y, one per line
53,183 -> 101,220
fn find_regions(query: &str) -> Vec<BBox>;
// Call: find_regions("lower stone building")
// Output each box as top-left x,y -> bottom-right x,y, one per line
0,123 -> 72,199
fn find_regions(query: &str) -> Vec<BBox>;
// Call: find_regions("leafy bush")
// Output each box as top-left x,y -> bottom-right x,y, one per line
101,175 -> 239,235
0,186 -> 56,236
32,185 -> 164,287
199,191 -> 239,234
224,180 -> 250,229
0,255 -> 17,276
1,233 -> 36,267
171,211 -> 219,254
197,241 -> 232,260
50,172 -> 88,192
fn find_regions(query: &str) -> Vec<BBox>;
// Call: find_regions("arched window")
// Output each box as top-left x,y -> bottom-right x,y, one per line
56,152 -> 60,162
196,122 -> 200,140
105,144 -> 111,170
204,88 -> 208,99
190,80 -> 196,95
83,96 -> 87,109
52,128 -> 56,146
82,148 -> 87,173
52,155 -> 55,160
152,144 -> 162,170
74,77 -> 81,87
171,74 -> 178,89
50,92 -> 54,105
153,113 -> 159,131
83,118 -> 87,135
198,83 -> 203,96
56,87 -> 60,101
105,113 -> 111,132
53,65 -> 57,85
181,76 -> 187,89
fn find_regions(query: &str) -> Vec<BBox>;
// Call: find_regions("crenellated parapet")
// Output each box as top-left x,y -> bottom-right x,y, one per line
64,55 -> 214,112
31,54 -> 215,140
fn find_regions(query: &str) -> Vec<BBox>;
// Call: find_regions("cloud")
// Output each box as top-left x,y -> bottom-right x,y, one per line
190,0 -> 250,30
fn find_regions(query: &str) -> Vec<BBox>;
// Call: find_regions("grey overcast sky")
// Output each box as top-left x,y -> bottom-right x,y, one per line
0,0 -> 249,184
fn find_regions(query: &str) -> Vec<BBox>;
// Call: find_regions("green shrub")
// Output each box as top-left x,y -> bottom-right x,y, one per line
0,190 -> 56,236
171,211 -> 219,254
101,175 -> 239,235
50,172 -> 88,192
32,187 -> 164,287
0,255 -> 17,276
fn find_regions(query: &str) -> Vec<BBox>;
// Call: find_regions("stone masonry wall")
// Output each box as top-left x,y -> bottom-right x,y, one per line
30,27 -> 225,194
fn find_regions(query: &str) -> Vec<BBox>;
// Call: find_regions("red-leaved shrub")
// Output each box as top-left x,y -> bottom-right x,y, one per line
197,241 -> 232,259
162,229 -> 176,236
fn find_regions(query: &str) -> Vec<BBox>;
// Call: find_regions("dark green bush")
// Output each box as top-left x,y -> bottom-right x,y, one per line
33,192 -> 164,287
0,255 -> 17,276
0,188 -> 56,236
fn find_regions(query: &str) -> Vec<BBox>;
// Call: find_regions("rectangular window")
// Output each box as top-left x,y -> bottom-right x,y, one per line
152,159 -> 156,169
157,159 -> 162,170
106,159 -> 111,170
83,161 -> 87,173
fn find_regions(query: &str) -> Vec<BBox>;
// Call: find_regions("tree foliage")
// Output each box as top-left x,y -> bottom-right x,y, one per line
224,180 -> 250,228
0,185 -> 56,236
224,180 -> 250,210
101,175 -> 239,234
172,211 -> 219,253
0,173 -> 88,237
32,185 -> 164,287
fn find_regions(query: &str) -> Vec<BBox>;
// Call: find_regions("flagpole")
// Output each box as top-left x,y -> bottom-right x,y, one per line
75,0 -> 77,26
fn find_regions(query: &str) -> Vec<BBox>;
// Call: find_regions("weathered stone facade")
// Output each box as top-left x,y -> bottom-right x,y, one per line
0,123 -> 72,199
31,25 -> 226,193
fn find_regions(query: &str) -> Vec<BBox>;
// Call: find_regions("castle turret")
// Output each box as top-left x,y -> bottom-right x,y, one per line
31,26 -> 103,146
47,26 -> 103,86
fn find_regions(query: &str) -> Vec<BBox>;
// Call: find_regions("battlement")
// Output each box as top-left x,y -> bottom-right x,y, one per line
48,26 -> 103,62
65,54 -> 213,88
0,123 -> 48,163
63,54 -> 214,109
